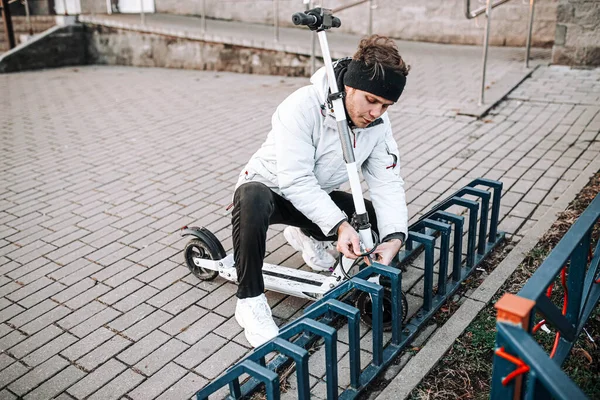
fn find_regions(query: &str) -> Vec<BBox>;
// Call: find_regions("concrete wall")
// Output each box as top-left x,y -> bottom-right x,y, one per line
27,0 -> 54,15
552,0 -> 600,65
150,0 -> 559,47
85,24 -> 311,76
79,0 -> 109,14
0,23 -> 86,73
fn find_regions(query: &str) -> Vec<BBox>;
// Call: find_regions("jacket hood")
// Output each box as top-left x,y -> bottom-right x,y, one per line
309,57 -> 351,105
310,57 -> 384,129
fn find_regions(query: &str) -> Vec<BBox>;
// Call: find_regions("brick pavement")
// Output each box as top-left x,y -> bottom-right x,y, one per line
0,61 -> 599,400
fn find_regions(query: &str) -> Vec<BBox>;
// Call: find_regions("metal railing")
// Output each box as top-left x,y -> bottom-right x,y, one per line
464,0 -> 537,105
194,178 -> 505,400
491,192 -> 600,399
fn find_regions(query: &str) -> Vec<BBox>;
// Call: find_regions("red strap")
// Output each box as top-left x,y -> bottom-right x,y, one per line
495,347 -> 530,386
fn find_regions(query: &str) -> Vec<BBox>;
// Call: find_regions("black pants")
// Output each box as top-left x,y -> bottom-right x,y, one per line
232,182 -> 378,298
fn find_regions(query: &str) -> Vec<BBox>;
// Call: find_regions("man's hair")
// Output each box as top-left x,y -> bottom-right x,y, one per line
352,35 -> 410,80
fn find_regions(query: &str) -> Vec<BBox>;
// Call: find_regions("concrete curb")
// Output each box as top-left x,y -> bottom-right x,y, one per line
376,153 -> 600,400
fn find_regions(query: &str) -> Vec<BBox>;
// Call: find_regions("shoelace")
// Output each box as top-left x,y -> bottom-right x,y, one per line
251,301 -> 273,325
311,239 -> 332,258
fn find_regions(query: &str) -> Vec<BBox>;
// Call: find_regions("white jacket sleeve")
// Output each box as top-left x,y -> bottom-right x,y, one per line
273,98 -> 346,236
361,127 -> 408,240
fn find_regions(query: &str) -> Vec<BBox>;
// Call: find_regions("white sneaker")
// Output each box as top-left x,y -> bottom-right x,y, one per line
283,226 -> 337,272
235,294 -> 279,348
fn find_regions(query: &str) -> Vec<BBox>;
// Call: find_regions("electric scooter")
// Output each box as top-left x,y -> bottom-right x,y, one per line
181,7 -> 408,328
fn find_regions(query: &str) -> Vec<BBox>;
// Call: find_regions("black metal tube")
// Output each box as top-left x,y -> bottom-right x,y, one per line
1,0 -> 16,49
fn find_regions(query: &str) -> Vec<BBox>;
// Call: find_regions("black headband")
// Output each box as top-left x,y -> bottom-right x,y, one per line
343,60 -> 406,102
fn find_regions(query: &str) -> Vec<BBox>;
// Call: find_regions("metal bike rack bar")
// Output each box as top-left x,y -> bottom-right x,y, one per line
195,179 -> 506,399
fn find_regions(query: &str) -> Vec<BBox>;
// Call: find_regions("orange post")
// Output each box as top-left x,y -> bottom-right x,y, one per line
495,293 -> 535,328
494,293 -> 536,400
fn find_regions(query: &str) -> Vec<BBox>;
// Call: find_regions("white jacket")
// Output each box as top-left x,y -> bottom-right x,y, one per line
236,65 -> 408,240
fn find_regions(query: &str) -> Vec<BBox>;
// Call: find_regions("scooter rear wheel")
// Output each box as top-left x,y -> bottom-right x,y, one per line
356,286 -> 409,332
183,239 -> 220,281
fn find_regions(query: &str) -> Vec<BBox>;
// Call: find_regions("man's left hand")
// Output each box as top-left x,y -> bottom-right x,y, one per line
370,239 -> 403,265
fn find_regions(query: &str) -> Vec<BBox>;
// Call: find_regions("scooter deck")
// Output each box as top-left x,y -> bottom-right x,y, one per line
261,262 -> 334,299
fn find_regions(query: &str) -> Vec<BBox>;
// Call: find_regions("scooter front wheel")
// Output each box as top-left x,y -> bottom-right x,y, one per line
183,239 -> 220,281
355,286 -> 409,331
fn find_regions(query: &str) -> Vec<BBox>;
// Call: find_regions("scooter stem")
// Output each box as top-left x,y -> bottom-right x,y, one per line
316,29 -> 374,249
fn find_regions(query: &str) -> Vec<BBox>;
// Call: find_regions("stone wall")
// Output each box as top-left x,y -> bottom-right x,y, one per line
0,16 -> 57,52
85,24 -> 310,76
552,0 -> 600,65
151,0 -> 558,47
0,24 -> 86,73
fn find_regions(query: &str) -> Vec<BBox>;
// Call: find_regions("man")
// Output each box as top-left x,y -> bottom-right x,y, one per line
232,35 -> 410,347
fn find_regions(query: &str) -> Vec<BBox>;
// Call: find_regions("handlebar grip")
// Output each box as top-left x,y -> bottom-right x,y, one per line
332,17 -> 341,28
292,12 -> 317,26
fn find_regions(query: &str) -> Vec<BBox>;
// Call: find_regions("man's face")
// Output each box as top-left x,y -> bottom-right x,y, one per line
344,86 -> 395,128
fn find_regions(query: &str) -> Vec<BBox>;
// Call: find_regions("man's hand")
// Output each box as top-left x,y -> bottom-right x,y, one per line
336,221 -> 362,259
370,238 -> 403,265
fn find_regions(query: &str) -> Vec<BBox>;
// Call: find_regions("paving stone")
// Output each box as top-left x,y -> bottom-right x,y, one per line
66,359 -> 127,399
177,312 -> 225,345
57,301 -> 106,330
0,389 -> 18,399
0,353 -> 15,370
113,284 -> 159,312
75,335 -> 132,371
1,302 -> 33,326
22,333 -> 78,367
195,341 -> 248,380
9,325 -> 63,359
155,372 -> 207,400
196,282 -> 237,310
48,259 -> 94,282
86,368 -> 145,400
70,307 -> 122,338
52,278 -> 96,304
102,264 -> 146,287
147,281 -> 191,308
123,309 -> 172,341
0,330 -> 28,352
8,355 -> 69,397
65,283 -> 111,310
61,328 -> 115,362
117,330 -> 171,366
161,287 -> 208,315
18,282 -> 65,308
6,277 -> 54,303
129,362 -> 188,400
98,279 -> 145,305
159,305 -> 206,336
108,303 -> 156,332
148,267 -> 190,290
89,259 -> 135,282
7,258 -> 56,283
135,259 -> 179,283
0,361 -> 30,389
20,305 -> 71,335
175,333 -> 227,369
23,365 -> 85,400
134,338 -> 189,376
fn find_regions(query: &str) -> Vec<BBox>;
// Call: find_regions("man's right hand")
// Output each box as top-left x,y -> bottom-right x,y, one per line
336,221 -> 362,259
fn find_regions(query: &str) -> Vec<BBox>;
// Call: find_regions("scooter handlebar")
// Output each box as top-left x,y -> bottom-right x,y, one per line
292,12 -> 317,27
292,11 -> 341,29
